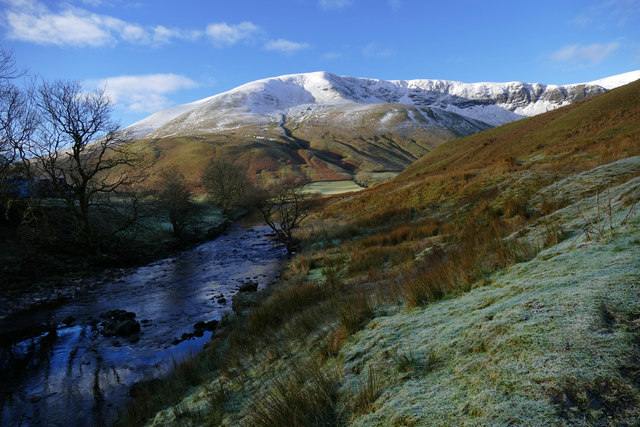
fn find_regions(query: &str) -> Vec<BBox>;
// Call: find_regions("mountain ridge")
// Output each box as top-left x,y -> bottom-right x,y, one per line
127,70 -> 640,140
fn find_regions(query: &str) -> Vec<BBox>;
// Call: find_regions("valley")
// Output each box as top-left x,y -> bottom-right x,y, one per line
117,78 -> 640,425
2,49 -> 639,427
3,1 -> 640,424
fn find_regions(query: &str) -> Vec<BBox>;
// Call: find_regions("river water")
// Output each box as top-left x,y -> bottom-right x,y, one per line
0,224 -> 287,426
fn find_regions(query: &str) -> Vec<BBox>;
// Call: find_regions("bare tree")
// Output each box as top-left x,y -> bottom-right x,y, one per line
156,167 -> 194,238
0,47 -> 23,170
1,84 -> 35,172
0,47 -> 22,80
257,179 -> 317,252
202,159 -> 253,214
31,80 -> 142,244
0,47 -> 36,217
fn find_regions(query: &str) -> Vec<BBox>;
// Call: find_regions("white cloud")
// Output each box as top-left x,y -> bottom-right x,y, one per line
573,0 -> 640,28
551,42 -> 621,67
264,39 -> 310,54
5,2 -> 118,46
321,51 -> 342,60
319,0 -> 353,9
3,0 -> 303,54
2,0 -> 201,47
205,22 -> 259,46
363,42 -> 395,58
86,74 -> 199,113
389,0 -> 401,9
152,25 -> 201,44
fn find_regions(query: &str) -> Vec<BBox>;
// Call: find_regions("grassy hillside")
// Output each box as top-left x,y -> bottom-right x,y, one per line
322,79 -> 640,220
341,178 -> 640,425
122,80 -> 640,426
128,103 -> 491,189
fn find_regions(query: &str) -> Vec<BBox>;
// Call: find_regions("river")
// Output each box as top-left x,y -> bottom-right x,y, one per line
0,224 -> 287,426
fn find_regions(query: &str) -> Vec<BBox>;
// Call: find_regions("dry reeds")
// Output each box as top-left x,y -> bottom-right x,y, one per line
246,361 -> 341,427
403,218 -> 536,307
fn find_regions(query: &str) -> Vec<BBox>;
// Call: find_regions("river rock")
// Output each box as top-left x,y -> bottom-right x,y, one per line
194,320 -> 218,331
238,281 -> 258,292
116,319 -> 141,336
99,309 -> 140,338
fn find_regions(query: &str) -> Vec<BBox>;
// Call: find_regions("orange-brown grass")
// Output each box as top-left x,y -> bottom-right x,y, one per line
402,217 -> 536,307
320,80 -> 640,222
246,361 -> 341,427
355,217 -> 440,248
245,279 -> 328,337
344,365 -> 384,419
325,291 -> 375,356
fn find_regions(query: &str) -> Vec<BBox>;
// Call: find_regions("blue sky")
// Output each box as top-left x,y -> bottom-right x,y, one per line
1,0 -> 639,127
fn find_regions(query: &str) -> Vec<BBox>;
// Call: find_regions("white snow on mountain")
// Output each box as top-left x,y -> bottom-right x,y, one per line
125,70 -> 640,140
582,70 -> 640,90
125,95 -> 216,139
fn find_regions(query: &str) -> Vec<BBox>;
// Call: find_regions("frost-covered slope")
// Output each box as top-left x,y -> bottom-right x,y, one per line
126,70 -> 640,139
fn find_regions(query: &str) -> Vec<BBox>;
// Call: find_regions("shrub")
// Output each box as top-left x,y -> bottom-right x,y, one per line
245,279 -> 328,337
246,362 -> 340,427
345,365 -> 384,419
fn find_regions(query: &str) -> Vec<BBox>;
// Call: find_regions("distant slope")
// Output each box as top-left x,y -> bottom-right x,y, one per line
124,70 -> 639,186
125,96 -> 216,140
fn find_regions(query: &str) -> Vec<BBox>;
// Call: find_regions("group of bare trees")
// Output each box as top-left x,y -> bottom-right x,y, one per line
201,160 -> 316,251
0,48 -> 34,209
158,158 -> 316,250
1,48 -> 143,249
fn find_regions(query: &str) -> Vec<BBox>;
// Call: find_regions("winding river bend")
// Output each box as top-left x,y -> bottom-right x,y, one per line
0,224 -> 287,426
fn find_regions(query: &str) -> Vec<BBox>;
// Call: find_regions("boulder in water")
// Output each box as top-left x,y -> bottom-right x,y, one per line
238,281 -> 258,293
99,309 -> 140,338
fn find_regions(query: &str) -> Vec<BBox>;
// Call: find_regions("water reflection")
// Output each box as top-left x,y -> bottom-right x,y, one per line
0,224 -> 286,426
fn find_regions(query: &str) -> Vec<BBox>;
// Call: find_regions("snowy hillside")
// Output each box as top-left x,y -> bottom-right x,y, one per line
126,70 -> 640,140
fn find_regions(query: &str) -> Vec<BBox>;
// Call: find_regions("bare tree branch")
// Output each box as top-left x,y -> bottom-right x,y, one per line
256,179 -> 318,252
30,79 -> 144,246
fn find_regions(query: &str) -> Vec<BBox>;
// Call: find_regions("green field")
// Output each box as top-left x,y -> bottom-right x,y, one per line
304,180 -> 365,195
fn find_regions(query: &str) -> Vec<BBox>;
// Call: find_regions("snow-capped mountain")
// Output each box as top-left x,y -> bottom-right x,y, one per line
126,70 -> 640,140
125,70 -> 640,185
